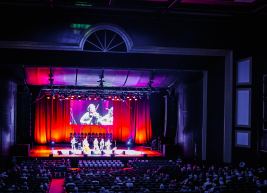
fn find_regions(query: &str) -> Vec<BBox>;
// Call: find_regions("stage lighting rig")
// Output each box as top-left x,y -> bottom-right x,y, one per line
41,85 -> 161,101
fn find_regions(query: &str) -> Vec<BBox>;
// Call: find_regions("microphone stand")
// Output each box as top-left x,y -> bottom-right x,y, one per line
70,109 -> 77,125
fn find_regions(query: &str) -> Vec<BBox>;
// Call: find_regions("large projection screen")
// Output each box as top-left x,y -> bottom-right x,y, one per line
70,100 -> 113,125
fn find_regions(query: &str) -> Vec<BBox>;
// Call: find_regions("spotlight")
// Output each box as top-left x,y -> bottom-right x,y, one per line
135,98 -> 137,101
126,139 -> 133,146
129,98 -> 132,101
51,140 -> 55,146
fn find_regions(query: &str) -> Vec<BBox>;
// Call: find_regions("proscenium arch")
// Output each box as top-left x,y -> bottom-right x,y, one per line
79,23 -> 134,52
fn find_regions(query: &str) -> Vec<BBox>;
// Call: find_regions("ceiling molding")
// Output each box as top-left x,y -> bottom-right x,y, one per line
0,41 -> 230,57
78,23 -> 134,52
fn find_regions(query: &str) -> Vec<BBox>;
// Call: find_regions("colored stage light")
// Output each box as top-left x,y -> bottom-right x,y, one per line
135,98 -> 137,101
126,140 -> 133,147
127,96 -> 129,98
112,98 -> 114,100
47,97 -> 50,99
129,99 -> 132,101
117,98 -> 119,101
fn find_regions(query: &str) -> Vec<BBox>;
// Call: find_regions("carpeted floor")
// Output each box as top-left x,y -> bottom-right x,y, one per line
49,179 -> 65,193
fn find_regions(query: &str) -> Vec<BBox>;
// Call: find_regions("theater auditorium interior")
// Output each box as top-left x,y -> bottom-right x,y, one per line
0,0 -> 267,192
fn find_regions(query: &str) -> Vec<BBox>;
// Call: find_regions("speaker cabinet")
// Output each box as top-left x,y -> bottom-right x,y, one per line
163,144 -> 179,157
15,144 -> 30,157
17,92 -> 31,144
164,95 -> 178,139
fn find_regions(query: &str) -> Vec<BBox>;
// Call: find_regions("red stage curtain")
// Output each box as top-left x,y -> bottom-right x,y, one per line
34,97 -> 152,144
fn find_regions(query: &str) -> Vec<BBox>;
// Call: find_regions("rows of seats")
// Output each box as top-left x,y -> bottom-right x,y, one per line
127,160 -> 174,170
78,160 -> 124,169
0,158 -> 57,193
19,159 -> 71,177
63,159 -> 267,193
70,133 -> 113,143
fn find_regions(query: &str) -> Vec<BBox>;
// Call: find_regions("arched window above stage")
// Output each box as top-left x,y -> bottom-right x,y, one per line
79,23 -> 134,52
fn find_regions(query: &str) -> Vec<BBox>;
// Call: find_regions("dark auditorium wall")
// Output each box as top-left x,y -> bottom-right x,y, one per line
0,9 -> 247,163
177,76 -> 203,160
0,12 -> 234,49
0,77 -> 17,166
232,17 -> 267,166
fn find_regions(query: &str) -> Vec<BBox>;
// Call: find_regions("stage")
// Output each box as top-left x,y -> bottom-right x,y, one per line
29,144 -> 163,158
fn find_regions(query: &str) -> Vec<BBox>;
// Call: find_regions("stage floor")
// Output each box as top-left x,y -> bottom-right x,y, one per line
30,145 -> 163,157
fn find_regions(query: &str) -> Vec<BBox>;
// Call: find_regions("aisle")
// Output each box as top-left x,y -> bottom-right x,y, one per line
49,179 -> 65,193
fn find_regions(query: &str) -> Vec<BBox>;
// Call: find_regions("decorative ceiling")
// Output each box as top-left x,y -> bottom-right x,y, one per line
0,0 -> 265,21
25,67 -> 203,88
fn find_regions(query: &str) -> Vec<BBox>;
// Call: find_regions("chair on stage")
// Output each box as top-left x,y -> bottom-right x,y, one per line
99,133 -> 102,140
69,133 -> 73,142
81,133 -> 84,140
74,132 -> 76,138
77,133 -> 81,142
105,133 -> 108,141
88,133 -> 92,143
95,133 -> 99,141
102,133 -> 106,140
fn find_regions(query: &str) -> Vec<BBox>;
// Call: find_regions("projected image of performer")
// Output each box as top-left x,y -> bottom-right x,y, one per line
71,137 -> 77,150
99,107 -> 113,125
80,104 -> 101,125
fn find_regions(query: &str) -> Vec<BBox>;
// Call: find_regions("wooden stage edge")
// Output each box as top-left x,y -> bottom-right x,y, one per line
29,144 -> 164,158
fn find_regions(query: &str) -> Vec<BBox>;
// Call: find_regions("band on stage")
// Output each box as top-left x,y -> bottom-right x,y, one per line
70,136 -> 113,155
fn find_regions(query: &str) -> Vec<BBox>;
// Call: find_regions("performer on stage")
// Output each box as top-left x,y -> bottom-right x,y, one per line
93,138 -> 99,151
100,138 -> 105,151
105,139 -> 112,150
80,104 -> 101,125
71,137 -> 77,150
99,107 -> 113,125
83,137 -> 90,153
93,138 -> 101,154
